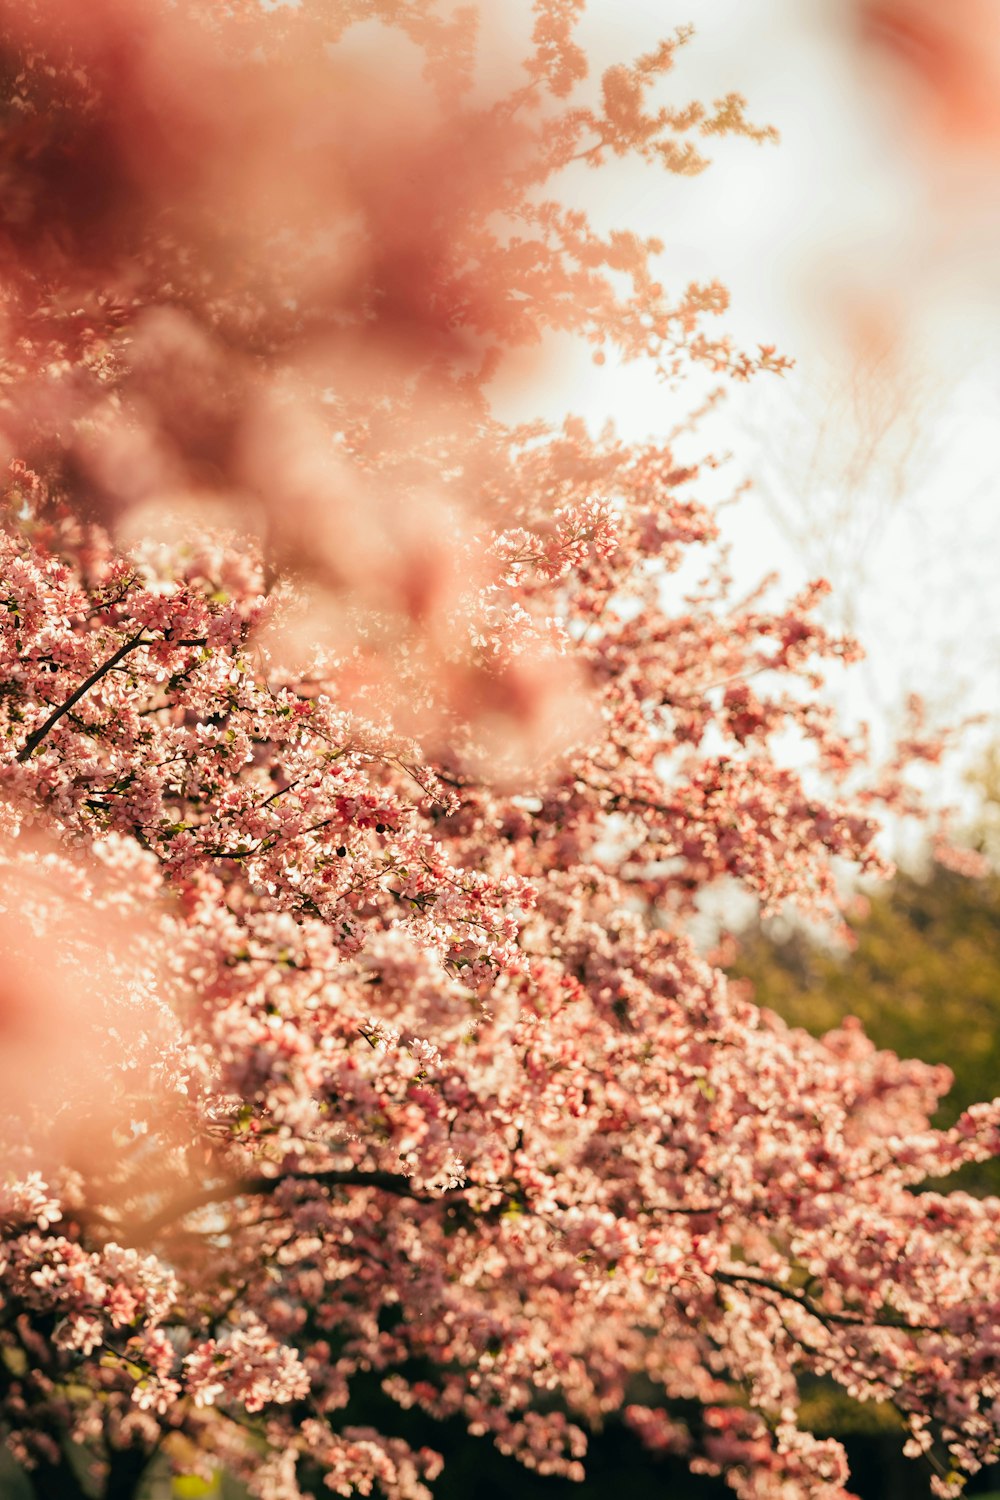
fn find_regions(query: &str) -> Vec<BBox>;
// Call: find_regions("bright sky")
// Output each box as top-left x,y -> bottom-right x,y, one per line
492,0 -> 1000,808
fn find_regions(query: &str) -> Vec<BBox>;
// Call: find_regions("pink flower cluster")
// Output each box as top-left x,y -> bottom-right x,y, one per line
0,3 -> 995,1500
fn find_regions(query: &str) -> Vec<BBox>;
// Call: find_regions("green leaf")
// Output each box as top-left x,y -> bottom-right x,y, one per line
172,1475 -> 221,1499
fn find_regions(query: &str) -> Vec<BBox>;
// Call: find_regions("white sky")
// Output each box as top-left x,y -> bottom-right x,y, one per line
489,0 -> 1000,807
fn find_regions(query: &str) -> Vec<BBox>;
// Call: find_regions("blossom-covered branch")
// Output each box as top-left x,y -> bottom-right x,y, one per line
0,4 -> 997,1500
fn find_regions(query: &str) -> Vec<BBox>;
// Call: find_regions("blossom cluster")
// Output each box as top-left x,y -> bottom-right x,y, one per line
0,4 -> 997,1500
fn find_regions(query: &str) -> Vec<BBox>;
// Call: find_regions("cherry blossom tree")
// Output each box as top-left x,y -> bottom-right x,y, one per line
1,4 -> 999,1499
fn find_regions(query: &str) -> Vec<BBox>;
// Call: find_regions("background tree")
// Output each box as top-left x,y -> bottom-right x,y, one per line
732,767 -> 1000,1197
729,775 -> 1000,1499
1,5 -> 1000,1500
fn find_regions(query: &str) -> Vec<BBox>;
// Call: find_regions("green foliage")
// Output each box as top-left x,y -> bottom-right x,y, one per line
798,1386 -> 903,1438
732,845 -> 1000,1486
732,861 -> 1000,1196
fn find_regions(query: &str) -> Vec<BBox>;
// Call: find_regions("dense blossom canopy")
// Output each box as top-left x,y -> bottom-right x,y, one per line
1,4 -> 998,1499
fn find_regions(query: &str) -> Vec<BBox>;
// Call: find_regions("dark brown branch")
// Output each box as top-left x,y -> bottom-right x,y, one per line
16,631 -> 148,761
15,633 -> 211,762
132,1168 -> 730,1244
130,1169 -> 449,1241
716,1269 -> 942,1335
134,1181 -> 947,1341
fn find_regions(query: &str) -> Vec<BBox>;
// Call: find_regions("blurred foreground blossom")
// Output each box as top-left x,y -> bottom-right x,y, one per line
858,0 -> 1000,151
0,831 -> 182,1176
0,0 -> 779,777
4,6 -> 1000,1500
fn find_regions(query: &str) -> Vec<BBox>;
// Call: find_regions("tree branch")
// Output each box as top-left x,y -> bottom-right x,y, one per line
14,634 -> 209,761
131,1185 -> 945,1339
131,1168 -> 730,1244
130,1169 -> 452,1241
716,1268 -> 943,1335
16,632 -> 147,762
